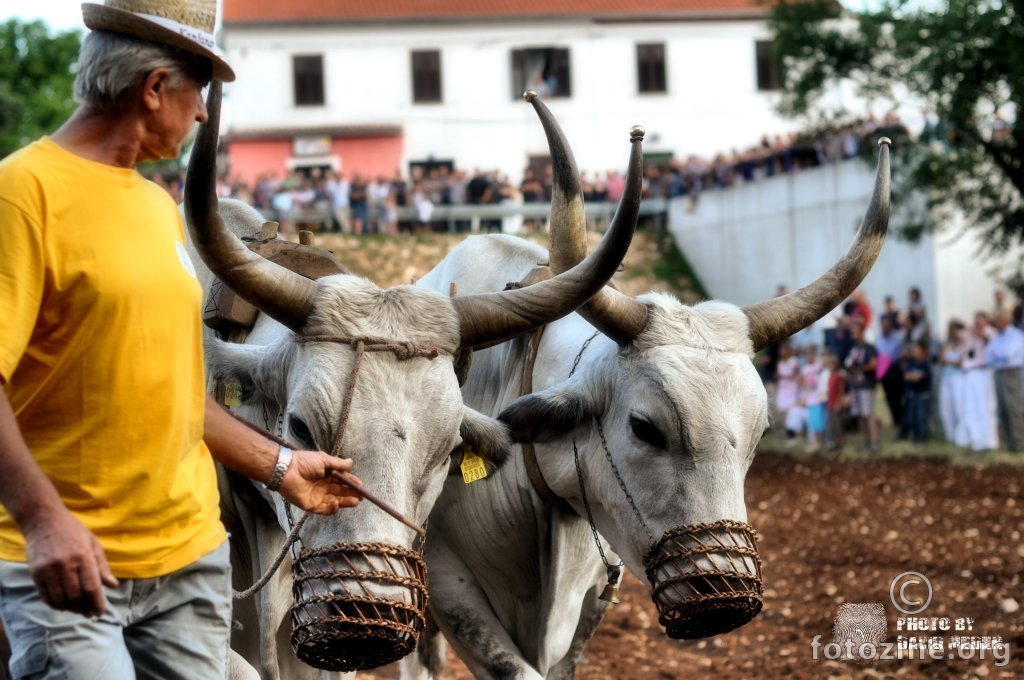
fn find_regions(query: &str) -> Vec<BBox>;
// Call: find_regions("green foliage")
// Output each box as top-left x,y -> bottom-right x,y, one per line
0,19 -> 81,158
767,0 -> 1024,259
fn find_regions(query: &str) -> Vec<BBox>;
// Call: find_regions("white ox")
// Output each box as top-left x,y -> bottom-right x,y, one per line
183,84 -> 642,680
407,96 -> 892,678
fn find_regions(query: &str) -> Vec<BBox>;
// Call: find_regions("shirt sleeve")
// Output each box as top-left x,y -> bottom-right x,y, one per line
0,196 -> 45,383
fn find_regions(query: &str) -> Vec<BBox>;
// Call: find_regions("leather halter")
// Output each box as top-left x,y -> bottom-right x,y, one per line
520,328 -> 578,516
501,265 -> 578,515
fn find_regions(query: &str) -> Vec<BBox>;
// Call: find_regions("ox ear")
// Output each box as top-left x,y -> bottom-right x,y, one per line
205,339 -> 290,406
499,386 -> 594,443
448,406 -> 512,476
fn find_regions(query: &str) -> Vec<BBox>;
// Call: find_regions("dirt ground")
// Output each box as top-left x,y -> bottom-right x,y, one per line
362,450 -> 1023,680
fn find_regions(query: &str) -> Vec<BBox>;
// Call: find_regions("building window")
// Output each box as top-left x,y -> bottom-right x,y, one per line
411,50 -> 442,103
511,47 -> 571,99
636,43 -> 666,94
755,40 -> 783,91
293,54 -> 325,106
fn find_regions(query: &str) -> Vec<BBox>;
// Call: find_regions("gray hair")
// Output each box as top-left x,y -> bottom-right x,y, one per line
74,30 -> 211,112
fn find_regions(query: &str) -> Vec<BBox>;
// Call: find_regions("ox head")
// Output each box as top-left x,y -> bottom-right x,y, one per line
185,83 -> 640,670
500,95 -> 891,639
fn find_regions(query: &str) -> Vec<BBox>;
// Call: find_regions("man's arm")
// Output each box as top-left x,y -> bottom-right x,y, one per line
202,396 -> 361,515
0,382 -> 117,618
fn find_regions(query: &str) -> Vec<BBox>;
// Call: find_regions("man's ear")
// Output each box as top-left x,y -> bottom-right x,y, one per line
141,68 -> 173,111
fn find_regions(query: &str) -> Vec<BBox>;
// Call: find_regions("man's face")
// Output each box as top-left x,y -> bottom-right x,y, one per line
140,72 -> 209,162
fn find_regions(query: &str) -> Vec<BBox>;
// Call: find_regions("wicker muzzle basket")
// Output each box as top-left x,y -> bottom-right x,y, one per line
290,541 -> 428,671
642,519 -> 764,639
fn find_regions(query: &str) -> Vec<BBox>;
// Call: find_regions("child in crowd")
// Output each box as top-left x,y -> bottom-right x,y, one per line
774,342 -> 802,446
902,339 -> 933,443
800,345 -> 826,453
823,349 -> 847,452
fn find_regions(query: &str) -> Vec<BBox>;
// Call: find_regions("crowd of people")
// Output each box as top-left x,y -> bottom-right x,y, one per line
146,112 -> 911,234
760,284 -> 1024,455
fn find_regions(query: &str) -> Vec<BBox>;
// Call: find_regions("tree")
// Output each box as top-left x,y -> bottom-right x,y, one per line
0,19 -> 81,158
767,0 -> 1024,256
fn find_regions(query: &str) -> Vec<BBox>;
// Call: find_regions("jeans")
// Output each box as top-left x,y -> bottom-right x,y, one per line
0,541 -> 231,680
903,391 -> 931,443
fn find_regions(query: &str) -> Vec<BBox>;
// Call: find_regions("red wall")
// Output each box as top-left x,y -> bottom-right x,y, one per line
227,135 -> 405,186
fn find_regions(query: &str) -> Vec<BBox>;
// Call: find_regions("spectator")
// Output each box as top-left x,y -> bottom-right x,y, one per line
901,339 -> 933,444
1013,284 -> 1024,330
823,349 -> 847,453
986,310 -> 1024,451
907,287 -> 927,328
960,312 -> 999,451
937,319 -> 968,445
844,318 -> 881,452
349,172 -> 368,235
775,342 -> 802,446
327,170 -> 351,234
800,345 -> 826,453
992,286 -> 1014,320
880,294 -> 902,329
876,313 -> 906,434
520,166 -> 544,233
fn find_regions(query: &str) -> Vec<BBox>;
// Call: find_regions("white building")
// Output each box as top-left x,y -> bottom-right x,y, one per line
220,0 -> 798,185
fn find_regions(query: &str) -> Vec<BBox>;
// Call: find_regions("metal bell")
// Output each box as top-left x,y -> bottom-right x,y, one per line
599,582 -> 621,604
599,563 -> 622,604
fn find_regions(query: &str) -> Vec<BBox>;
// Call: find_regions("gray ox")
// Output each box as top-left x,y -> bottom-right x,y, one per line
183,83 -> 642,680
407,96 -> 891,678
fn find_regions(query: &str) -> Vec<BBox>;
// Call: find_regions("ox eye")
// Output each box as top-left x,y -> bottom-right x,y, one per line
629,414 -> 667,450
288,415 -> 315,449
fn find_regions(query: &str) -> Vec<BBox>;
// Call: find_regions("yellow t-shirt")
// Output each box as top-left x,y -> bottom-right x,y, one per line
0,138 -> 226,578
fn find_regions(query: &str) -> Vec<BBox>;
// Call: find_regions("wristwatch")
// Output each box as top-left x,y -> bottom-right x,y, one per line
265,446 -> 293,492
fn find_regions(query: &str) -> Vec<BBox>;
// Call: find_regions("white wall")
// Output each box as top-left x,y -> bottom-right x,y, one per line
222,18 -> 797,182
667,159 -> 1006,338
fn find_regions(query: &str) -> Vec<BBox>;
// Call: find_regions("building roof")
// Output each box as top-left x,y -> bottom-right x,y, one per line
223,0 -> 764,25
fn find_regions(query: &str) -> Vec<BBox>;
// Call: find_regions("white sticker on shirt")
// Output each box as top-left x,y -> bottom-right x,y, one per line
176,241 -> 198,279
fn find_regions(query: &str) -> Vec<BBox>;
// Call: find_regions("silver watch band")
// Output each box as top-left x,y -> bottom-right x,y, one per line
265,446 -> 293,492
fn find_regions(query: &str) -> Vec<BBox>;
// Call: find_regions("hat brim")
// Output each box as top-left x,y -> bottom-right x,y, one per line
82,3 -> 235,82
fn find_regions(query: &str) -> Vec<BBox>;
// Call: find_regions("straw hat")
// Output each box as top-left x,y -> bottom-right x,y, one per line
82,0 -> 235,82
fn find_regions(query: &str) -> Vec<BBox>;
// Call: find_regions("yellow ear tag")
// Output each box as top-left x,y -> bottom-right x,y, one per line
460,449 -> 488,484
223,379 -> 243,408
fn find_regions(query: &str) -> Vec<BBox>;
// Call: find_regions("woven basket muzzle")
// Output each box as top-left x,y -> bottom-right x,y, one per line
642,519 -> 763,639
290,542 -> 428,672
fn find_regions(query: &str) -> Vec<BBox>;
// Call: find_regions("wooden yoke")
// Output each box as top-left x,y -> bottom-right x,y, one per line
203,229 -> 349,337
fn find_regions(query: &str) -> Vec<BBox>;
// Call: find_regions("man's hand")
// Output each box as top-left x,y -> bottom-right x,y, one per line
21,508 -> 118,618
277,451 -> 362,515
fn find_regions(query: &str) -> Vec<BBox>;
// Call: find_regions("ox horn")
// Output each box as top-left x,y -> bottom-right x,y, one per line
529,91 -> 650,345
185,81 -> 317,332
743,138 -> 892,352
452,94 -> 641,349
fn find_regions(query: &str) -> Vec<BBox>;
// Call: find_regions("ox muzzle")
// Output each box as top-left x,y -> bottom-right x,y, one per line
290,541 -> 428,672
642,519 -> 763,639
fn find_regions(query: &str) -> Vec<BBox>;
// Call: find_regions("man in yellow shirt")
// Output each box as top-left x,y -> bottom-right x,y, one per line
0,1 -> 361,677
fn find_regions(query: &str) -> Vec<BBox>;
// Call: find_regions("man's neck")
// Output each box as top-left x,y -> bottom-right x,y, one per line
49,106 -> 143,169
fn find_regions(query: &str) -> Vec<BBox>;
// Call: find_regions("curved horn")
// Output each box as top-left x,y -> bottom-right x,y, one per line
453,94 -> 640,349
530,91 -> 650,344
743,138 -> 892,352
185,81 -> 317,332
